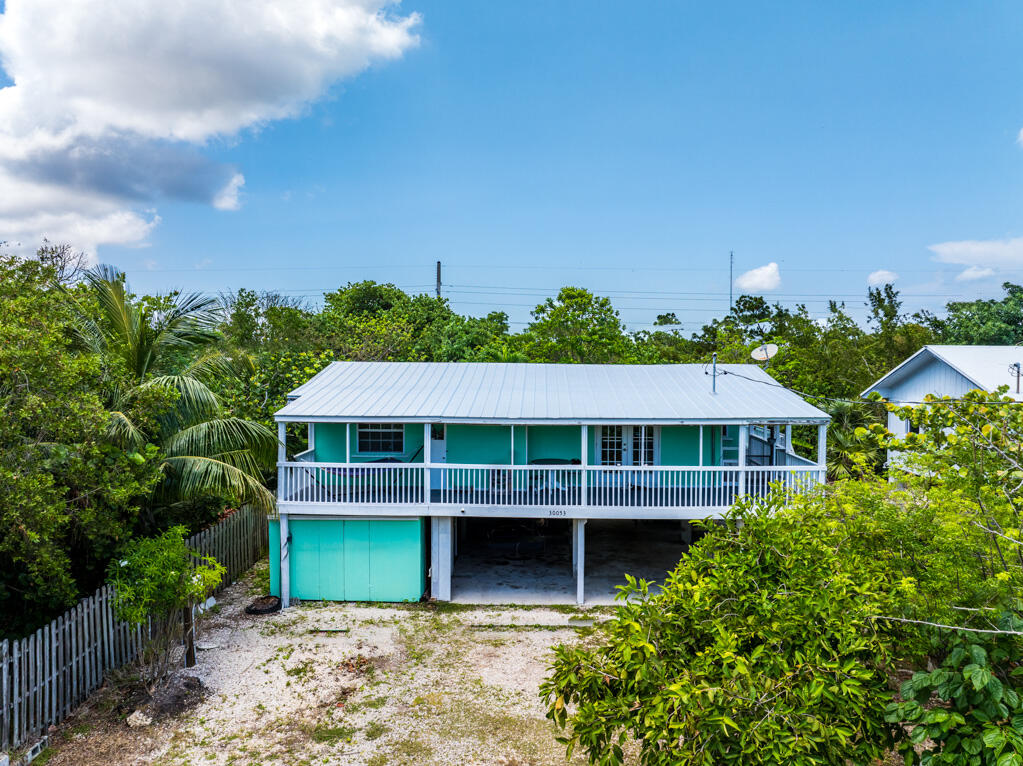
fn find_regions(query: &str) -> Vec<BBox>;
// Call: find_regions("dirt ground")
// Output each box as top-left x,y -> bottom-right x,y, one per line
35,563 -> 603,766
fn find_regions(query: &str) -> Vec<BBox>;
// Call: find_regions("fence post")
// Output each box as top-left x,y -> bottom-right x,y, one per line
1,639 -> 8,753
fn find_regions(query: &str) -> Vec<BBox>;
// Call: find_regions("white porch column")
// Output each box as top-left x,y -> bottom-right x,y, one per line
817,423 -> 828,483
785,424 -> 793,455
431,517 -> 452,601
279,512 -> 290,608
575,519 -> 587,605
423,423 -> 432,505
737,424 -> 749,497
580,425 -> 588,509
277,421 -> 286,496
307,422 -> 315,451
698,426 -> 704,467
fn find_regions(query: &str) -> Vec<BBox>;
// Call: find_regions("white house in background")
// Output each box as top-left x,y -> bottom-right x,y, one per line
862,345 -> 1023,439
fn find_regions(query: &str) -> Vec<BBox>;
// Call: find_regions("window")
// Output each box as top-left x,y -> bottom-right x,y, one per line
357,423 -> 404,454
600,426 -> 624,465
632,425 -> 655,466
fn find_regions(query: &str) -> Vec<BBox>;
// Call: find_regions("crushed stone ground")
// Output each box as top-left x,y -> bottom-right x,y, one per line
38,565 -> 608,766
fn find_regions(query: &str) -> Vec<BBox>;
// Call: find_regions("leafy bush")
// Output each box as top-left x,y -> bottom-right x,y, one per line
887,613 -> 1023,766
108,525 -> 224,686
540,494 -> 897,765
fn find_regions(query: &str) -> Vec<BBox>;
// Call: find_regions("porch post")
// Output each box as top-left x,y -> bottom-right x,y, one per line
786,424 -> 793,455
575,519 -> 586,605
279,512 -> 290,609
510,425 -> 515,465
277,421 -> 286,501
580,425 -> 588,508
737,424 -> 748,497
431,517 -> 452,601
307,423 -> 315,451
423,423 -> 432,505
345,423 -> 351,463
817,423 -> 827,483
698,426 -> 704,467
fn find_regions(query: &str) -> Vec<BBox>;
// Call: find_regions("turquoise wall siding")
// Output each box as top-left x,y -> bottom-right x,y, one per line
446,424 -> 513,464
315,423 -> 425,463
268,518 -> 425,602
526,426 -> 582,463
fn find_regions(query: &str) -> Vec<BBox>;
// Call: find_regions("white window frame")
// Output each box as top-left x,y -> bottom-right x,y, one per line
595,425 -> 660,466
356,423 -> 404,455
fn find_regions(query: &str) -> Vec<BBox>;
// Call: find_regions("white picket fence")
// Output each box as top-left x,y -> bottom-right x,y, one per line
1,505 -> 269,754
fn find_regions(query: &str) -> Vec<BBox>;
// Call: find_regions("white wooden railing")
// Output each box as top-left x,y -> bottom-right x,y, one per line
277,462 -> 824,510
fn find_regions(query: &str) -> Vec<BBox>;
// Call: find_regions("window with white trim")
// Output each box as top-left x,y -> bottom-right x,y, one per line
632,425 -> 655,466
357,423 -> 404,454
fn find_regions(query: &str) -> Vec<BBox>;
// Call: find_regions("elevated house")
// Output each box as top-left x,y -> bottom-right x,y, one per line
270,361 -> 829,605
863,345 -> 1023,462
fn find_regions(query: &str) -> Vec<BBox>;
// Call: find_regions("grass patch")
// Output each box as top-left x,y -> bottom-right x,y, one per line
309,722 -> 357,745
364,721 -> 389,741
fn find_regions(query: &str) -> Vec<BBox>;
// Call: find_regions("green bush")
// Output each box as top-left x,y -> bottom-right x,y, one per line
887,613 -> 1023,766
540,494 -> 897,765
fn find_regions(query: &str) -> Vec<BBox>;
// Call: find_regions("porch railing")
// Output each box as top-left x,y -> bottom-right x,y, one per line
277,462 -> 823,510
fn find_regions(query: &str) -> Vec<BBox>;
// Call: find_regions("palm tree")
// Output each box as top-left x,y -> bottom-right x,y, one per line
822,399 -> 884,481
75,266 -> 276,512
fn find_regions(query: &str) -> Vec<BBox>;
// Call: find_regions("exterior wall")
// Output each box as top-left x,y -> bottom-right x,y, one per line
269,518 -> 425,602
447,424 -> 514,464
314,423 -> 425,463
884,357 -> 979,439
526,425 -> 583,463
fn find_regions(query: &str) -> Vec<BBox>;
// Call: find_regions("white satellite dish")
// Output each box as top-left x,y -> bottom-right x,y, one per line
751,343 -> 779,362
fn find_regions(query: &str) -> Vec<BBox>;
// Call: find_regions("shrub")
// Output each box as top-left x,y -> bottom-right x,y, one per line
887,612 -> 1023,766
540,494 -> 897,765
108,525 -> 224,687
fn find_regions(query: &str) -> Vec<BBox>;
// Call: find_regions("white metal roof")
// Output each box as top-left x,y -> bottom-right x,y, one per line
862,345 -> 1023,400
275,362 -> 829,424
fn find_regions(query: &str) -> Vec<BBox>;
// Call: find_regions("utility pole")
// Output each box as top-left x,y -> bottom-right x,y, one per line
729,251 -> 734,312
436,260 -> 442,299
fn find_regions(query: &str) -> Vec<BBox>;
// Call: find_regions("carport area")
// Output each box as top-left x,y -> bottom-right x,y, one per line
438,517 -> 694,606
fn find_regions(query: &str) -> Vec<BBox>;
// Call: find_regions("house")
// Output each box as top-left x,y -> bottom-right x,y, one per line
270,361 -> 829,606
862,345 -> 1023,440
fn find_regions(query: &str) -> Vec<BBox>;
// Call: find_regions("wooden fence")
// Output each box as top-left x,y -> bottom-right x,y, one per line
1,505 -> 269,754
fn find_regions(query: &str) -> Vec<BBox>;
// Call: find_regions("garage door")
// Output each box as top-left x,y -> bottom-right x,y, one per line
269,518 -> 425,602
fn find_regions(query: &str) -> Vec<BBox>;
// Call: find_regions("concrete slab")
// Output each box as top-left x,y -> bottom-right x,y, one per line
450,518 -> 689,605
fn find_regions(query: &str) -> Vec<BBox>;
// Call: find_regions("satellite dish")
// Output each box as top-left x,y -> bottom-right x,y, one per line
751,343 -> 779,362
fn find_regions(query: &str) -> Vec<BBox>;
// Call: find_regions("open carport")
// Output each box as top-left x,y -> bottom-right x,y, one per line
440,517 -> 693,605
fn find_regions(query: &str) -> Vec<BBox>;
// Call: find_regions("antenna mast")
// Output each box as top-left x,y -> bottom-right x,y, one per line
436,260 -> 442,299
729,251 -> 734,311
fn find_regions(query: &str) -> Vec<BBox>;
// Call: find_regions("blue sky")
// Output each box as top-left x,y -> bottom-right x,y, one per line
2,1 -> 1023,330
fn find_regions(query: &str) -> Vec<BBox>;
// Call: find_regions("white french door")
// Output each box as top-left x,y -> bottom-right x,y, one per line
597,426 -> 659,486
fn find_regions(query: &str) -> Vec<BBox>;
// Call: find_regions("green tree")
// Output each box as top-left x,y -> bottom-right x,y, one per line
523,287 -> 636,363
0,256 -> 162,637
75,267 -> 277,516
919,282 -> 1023,345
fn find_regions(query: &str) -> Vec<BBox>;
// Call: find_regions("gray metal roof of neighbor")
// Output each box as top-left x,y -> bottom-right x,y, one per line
275,362 -> 829,424
862,345 -> 1023,399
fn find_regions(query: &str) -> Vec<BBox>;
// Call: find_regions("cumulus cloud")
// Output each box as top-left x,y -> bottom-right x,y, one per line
0,0 -> 420,254
734,262 -> 781,292
867,269 -> 898,287
955,265 -> 996,282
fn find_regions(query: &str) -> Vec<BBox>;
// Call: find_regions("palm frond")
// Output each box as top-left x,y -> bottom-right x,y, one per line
161,417 -> 276,465
183,351 -> 252,384
144,375 -> 223,426
107,410 -> 147,450
160,455 -> 275,511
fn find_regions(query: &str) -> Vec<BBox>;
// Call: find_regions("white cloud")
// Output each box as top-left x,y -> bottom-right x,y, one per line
0,0 -> 419,253
928,236 -> 1023,269
867,269 -> 898,287
955,265 -> 996,282
734,262 -> 781,292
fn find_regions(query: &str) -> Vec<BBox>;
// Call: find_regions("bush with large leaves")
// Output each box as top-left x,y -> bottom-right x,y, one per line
541,493 -> 897,765
74,267 -> 276,518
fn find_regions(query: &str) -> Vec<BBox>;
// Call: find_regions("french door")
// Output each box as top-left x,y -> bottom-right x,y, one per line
597,426 -> 659,486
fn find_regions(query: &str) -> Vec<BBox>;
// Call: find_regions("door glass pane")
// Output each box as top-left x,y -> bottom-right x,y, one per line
600,426 -> 624,465
633,426 -> 654,466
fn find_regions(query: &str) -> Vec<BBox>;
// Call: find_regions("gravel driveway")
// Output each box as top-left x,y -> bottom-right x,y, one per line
38,564 -> 603,766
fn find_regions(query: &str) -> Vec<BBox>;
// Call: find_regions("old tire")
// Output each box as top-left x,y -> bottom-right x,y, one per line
245,595 -> 281,615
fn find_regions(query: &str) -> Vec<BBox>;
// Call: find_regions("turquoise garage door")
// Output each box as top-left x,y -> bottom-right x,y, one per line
269,518 -> 425,602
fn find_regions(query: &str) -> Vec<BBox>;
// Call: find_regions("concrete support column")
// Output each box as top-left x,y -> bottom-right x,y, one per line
431,517 -> 453,601
279,513 -> 290,608
575,519 -> 587,605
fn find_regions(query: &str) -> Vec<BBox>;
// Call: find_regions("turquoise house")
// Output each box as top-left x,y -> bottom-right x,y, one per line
272,362 -> 828,605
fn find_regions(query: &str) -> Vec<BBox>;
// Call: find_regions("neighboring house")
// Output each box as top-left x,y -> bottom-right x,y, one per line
862,345 -> 1023,441
270,361 -> 829,605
